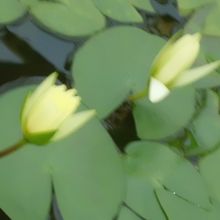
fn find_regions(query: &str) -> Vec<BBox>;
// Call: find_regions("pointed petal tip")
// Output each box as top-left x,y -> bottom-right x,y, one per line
148,77 -> 170,103
51,109 -> 96,141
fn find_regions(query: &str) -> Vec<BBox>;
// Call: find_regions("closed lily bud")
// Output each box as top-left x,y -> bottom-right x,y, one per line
148,33 -> 220,103
151,33 -> 201,85
21,73 -> 95,145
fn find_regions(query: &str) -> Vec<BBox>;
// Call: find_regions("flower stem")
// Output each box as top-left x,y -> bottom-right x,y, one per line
0,139 -> 27,159
129,88 -> 148,102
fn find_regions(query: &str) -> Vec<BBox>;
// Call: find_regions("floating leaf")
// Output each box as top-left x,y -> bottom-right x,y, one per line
20,0 -> 38,7
201,35 -> 220,62
128,0 -> 154,12
31,0 -> 105,37
117,206 -> 141,220
0,85 -> 52,220
51,114 -> 125,220
122,141 -> 211,219
184,2 -> 215,33
0,85 -> 124,220
133,86 -> 195,139
122,175 -> 166,220
73,26 -> 165,118
156,189 -> 212,220
189,91 -> 220,155
0,0 -> 26,24
200,148 -> 220,202
93,0 -> 143,23
177,0 -> 213,15
203,1 -> 220,36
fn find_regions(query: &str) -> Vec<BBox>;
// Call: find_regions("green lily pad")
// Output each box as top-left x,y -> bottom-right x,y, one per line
122,141 -> 211,219
133,86 -> 195,139
73,26 -> 165,118
0,84 -> 124,220
117,206 -> 142,220
189,91 -> 220,155
201,35 -> 220,61
30,0 -> 105,37
20,0 -> 39,7
0,0 -> 26,24
92,0 -> 143,23
177,0 -> 213,15
156,189 -> 212,220
200,148 -> 220,202
203,1 -> 220,36
128,0 -> 154,12
122,175 -> 166,220
184,3 -> 216,33
0,85 -> 51,220
51,115 -> 125,220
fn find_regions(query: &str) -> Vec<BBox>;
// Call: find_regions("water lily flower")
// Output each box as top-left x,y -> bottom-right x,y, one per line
148,33 -> 220,102
21,73 -> 95,145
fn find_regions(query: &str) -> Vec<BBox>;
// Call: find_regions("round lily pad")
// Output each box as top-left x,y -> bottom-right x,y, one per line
0,84 -> 125,220
0,0 -> 26,24
73,26 -> 165,118
30,0 -> 106,37
133,86 -> 195,140
93,0 -> 143,23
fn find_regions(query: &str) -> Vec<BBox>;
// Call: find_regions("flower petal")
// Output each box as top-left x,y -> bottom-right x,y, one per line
52,110 -> 96,141
172,60 -> 220,87
151,33 -> 201,84
148,77 -> 170,103
21,72 -> 57,129
25,85 -> 80,133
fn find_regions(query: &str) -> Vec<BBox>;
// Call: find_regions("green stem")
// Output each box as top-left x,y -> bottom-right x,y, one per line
0,139 -> 27,159
129,78 -> 152,102
129,87 -> 148,102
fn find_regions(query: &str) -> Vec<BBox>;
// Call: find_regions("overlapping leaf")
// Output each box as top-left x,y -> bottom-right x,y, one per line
156,189 -> 219,220
177,0 -> 213,15
73,26 -> 165,118
92,0 -> 143,23
30,0 -> 106,37
200,147 -> 220,203
0,0 -> 26,24
133,86 -> 195,139
188,91 -> 220,155
120,141 -> 211,219
128,0 -> 154,12
0,85 -> 124,220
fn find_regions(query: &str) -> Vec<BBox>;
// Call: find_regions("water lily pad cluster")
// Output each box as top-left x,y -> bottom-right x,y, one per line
1,0 -> 220,220
0,0 -> 154,37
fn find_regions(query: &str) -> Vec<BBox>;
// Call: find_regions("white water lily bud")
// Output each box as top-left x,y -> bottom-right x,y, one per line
148,33 -> 220,103
21,73 -> 95,145
151,33 -> 201,85
148,77 -> 170,102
